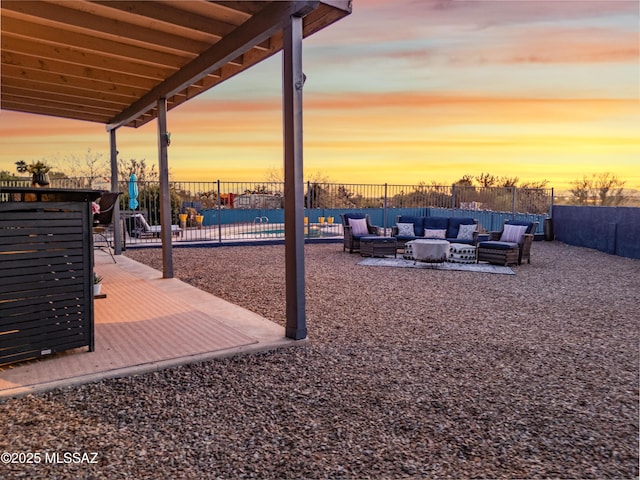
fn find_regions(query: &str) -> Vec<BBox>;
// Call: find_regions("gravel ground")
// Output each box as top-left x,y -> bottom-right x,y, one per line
1,241 -> 638,479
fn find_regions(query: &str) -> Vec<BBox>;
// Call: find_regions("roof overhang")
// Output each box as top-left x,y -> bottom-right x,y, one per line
0,0 -> 351,130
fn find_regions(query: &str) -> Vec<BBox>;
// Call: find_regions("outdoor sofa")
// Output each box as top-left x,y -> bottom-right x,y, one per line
392,215 -> 482,249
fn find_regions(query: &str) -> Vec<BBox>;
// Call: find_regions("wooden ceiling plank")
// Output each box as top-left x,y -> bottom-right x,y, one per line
2,0 -> 210,55
93,1 -> 236,40
2,84 -> 127,111
2,94 -> 119,116
164,0 -> 253,24
2,76 -> 138,105
1,64 -> 148,99
211,1 -> 269,18
1,35 -> 176,81
1,51 -> 161,91
108,1 -> 318,129
1,102 -> 111,123
2,16 -> 192,69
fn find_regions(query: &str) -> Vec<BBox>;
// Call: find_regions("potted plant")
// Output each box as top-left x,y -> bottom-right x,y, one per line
93,272 -> 103,296
15,160 -> 52,187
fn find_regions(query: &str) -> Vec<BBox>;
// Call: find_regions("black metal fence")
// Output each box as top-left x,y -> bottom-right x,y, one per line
2,178 -> 553,245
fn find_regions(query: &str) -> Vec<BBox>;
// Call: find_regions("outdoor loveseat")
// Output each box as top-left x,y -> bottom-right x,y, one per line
392,215 -> 482,249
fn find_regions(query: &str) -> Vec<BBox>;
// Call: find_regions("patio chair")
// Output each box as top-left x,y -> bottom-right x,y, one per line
93,192 -> 122,263
340,213 -> 380,253
477,220 -> 539,266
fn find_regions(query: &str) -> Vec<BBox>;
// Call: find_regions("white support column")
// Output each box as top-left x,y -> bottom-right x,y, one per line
282,14 -> 306,340
157,98 -> 173,278
109,128 -> 122,255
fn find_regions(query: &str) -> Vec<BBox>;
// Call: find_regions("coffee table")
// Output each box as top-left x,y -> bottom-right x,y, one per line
407,239 -> 450,263
360,236 -> 397,258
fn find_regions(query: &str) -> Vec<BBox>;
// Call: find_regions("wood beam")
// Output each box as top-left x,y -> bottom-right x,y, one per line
107,1 -> 318,130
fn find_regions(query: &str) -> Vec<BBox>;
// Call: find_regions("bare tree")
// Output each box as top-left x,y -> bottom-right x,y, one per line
569,172 -> 626,206
595,172 -> 626,206
475,172 -> 497,187
64,148 -> 108,181
497,176 -> 519,188
454,174 -> 474,186
118,158 -> 159,183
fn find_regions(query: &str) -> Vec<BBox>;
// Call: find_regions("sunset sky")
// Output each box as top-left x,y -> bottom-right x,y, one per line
1,0 -> 638,191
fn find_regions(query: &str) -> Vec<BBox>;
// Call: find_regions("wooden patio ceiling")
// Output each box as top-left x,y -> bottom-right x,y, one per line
0,0 -> 351,129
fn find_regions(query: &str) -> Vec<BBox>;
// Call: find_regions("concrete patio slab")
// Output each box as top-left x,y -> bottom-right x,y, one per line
0,251 -> 299,399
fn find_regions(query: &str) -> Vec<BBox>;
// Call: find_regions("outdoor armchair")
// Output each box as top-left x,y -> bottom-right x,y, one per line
340,213 -> 380,253
477,220 -> 539,266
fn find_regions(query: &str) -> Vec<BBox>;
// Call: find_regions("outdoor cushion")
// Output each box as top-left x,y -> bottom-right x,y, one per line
343,213 -> 366,221
397,215 -> 424,236
506,220 -> 535,234
396,235 -> 419,242
396,223 -> 415,236
424,217 -> 449,232
456,223 -> 477,241
348,217 -> 369,236
478,240 -> 519,250
424,228 -> 446,239
446,237 -> 472,245
447,217 -> 475,239
500,224 -> 528,243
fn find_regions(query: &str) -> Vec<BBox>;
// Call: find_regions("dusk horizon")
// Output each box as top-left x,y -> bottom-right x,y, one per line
1,0 -> 638,192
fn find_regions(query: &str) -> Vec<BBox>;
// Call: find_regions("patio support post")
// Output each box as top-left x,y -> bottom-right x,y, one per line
157,98 -> 173,278
383,183 -> 388,234
109,128 -> 122,255
217,179 -> 223,244
282,14 -> 306,340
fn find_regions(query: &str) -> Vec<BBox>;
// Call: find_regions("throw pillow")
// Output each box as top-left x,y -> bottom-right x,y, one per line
396,222 -> 415,236
457,223 -> 477,240
424,228 -> 447,239
500,224 -> 528,243
348,217 -> 369,236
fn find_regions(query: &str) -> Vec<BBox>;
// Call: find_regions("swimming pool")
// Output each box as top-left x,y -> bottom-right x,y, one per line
239,227 -> 340,237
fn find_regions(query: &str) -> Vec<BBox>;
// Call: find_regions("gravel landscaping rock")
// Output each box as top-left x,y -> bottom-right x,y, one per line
1,241 -> 638,479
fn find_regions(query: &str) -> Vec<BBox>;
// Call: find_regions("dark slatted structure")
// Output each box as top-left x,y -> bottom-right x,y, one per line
0,189 -> 99,365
